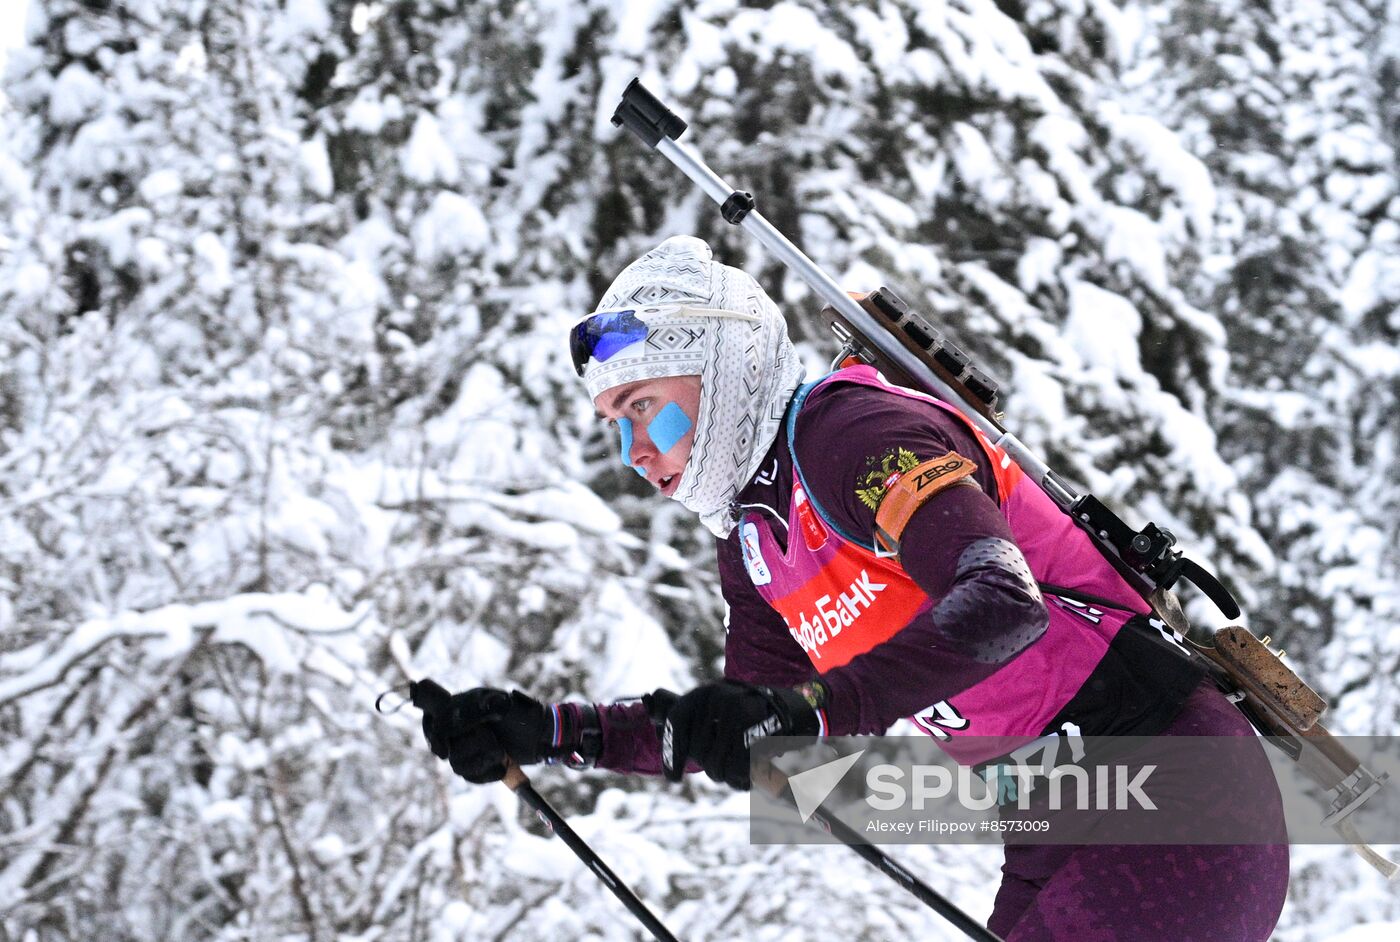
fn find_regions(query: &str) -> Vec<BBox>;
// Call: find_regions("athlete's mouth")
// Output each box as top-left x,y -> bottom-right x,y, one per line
660,474 -> 677,495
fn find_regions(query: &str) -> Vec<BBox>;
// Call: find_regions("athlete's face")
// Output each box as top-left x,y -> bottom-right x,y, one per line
593,375 -> 702,497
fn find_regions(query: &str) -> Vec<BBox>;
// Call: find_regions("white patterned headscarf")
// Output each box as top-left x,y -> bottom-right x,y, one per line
575,236 -> 806,537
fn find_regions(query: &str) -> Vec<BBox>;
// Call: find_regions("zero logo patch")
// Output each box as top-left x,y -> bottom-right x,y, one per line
912,457 -> 972,491
872,451 -> 979,560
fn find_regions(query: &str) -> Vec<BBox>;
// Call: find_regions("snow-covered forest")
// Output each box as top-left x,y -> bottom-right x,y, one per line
1,0 -> 1397,938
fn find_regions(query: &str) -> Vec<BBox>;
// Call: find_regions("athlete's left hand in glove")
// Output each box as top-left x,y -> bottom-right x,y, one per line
651,680 -> 827,790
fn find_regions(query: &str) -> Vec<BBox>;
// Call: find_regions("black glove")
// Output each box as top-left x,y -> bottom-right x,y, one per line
650,680 -> 826,790
410,678 -> 599,784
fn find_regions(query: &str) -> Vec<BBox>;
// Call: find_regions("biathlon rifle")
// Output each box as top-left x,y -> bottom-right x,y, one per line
610,78 -> 1397,878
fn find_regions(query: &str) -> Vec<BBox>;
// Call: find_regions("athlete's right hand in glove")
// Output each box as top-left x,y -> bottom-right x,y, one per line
409,679 -> 550,783
648,680 -> 826,790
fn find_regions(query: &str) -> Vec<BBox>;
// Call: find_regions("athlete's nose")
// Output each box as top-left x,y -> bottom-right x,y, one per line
617,418 -> 653,477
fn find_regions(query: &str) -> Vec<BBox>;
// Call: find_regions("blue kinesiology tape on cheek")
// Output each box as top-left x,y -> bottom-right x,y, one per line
616,418 -> 648,476
647,401 -> 693,455
617,417 -> 633,465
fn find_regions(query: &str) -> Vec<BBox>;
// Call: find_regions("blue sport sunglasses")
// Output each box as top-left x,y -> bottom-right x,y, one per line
570,309 -> 647,377
570,306 -> 760,377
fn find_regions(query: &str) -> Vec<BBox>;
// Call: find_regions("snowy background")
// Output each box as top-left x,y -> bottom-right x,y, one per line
0,0 -> 1397,939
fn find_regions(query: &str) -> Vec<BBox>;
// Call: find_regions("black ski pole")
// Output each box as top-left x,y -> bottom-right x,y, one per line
405,680 -> 682,942
751,759 -> 1004,942
502,761 -> 681,942
646,690 -> 1002,942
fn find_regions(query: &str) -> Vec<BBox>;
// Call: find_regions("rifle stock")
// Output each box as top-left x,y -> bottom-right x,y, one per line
823,289 -> 1004,426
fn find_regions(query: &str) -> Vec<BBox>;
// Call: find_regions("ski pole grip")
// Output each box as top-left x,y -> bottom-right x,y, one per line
612,78 -> 687,148
501,758 -> 529,792
643,688 -> 680,728
750,755 -> 791,800
409,678 -> 452,717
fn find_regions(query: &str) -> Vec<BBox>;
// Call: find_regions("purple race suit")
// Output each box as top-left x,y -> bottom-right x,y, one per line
589,367 -> 1287,940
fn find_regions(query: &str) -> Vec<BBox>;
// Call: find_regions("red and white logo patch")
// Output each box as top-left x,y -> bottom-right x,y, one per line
794,487 -> 827,551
